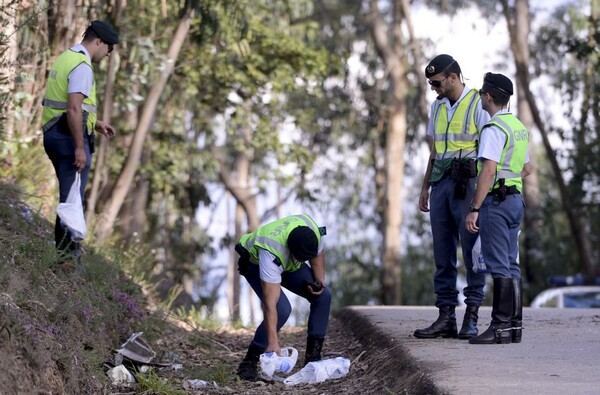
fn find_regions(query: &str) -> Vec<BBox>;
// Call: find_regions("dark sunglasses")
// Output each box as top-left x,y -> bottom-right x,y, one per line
428,76 -> 448,88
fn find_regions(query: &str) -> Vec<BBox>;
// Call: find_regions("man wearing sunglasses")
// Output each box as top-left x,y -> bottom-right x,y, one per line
42,20 -> 119,270
465,73 -> 531,344
415,54 -> 490,341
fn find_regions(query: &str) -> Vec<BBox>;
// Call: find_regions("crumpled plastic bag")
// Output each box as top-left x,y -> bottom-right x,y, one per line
116,332 -> 156,364
260,347 -> 298,381
107,364 -> 135,385
471,235 -> 489,274
56,172 -> 87,241
186,379 -> 219,389
283,357 -> 351,386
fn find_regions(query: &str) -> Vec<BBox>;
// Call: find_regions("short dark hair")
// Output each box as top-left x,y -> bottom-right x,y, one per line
445,61 -> 462,78
489,91 -> 510,106
82,26 -> 101,42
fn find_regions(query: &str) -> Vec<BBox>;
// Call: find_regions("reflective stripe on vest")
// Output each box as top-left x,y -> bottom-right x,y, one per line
430,89 -> 481,182
42,98 -> 97,113
42,49 -> 97,133
240,214 -> 322,272
484,114 -> 529,192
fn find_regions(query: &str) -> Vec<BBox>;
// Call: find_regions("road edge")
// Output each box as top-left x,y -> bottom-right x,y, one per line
336,307 -> 445,395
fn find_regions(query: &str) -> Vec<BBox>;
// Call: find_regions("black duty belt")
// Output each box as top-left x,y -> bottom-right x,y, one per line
488,185 -> 520,198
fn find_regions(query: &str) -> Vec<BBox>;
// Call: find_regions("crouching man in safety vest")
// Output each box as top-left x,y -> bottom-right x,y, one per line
42,20 -> 119,269
235,214 -> 331,381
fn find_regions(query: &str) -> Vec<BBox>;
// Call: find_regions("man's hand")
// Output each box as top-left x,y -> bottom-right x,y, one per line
419,188 -> 430,212
465,212 -> 479,234
95,120 -> 116,138
306,280 -> 324,296
73,147 -> 87,171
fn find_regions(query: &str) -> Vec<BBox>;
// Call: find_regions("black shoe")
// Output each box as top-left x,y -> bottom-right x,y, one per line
303,335 -> 324,366
458,305 -> 479,339
414,306 -> 458,339
468,322 -> 512,344
237,343 -> 265,381
469,278 -> 513,345
237,359 -> 259,381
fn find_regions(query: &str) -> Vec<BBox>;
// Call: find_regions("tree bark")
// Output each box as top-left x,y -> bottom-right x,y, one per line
368,0 -> 408,305
0,0 -> 18,143
500,0 -> 543,287
86,3 -> 125,223
500,0 -> 595,275
94,5 -> 194,243
227,203 -> 244,323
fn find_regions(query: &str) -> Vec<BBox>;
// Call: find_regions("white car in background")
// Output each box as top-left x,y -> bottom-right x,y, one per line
530,286 -> 600,308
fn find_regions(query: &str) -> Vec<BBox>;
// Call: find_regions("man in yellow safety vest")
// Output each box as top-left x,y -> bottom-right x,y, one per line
42,20 -> 119,270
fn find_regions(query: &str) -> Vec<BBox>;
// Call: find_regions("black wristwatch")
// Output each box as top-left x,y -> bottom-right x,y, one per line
469,205 -> 480,213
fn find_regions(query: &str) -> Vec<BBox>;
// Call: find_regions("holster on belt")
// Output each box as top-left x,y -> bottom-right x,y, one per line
450,158 -> 477,199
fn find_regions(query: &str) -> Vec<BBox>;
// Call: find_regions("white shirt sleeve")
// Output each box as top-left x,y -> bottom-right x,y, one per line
68,63 -> 94,97
67,45 -> 93,97
426,101 -> 437,138
478,125 -> 507,163
258,248 -> 284,284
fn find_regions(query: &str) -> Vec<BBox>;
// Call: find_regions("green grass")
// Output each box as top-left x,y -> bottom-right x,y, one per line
135,369 -> 188,395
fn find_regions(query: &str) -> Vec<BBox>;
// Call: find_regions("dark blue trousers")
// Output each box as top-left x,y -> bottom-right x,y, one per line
479,194 -> 524,279
237,253 -> 332,349
429,176 -> 486,307
43,123 -> 92,254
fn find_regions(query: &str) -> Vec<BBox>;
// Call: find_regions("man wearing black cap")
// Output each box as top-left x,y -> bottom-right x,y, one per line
42,20 -> 119,269
415,54 -> 490,340
465,73 -> 531,344
234,214 -> 331,381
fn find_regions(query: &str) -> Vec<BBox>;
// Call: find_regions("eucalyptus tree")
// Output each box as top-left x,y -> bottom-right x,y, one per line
531,0 -> 600,276
463,0 -> 598,287
93,0 -> 197,243
192,0 -> 342,321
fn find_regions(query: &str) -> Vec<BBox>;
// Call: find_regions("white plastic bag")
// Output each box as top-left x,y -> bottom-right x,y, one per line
107,365 -> 135,385
56,172 -> 87,241
260,347 -> 298,381
283,357 -> 351,386
471,235 -> 489,274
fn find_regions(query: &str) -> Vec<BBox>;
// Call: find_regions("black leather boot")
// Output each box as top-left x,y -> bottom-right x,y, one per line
237,343 -> 265,381
512,277 -> 523,343
414,305 -> 458,339
469,278 -> 513,345
458,305 -> 479,339
304,335 -> 324,366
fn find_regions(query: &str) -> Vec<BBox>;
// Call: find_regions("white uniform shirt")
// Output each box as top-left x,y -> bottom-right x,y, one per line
426,85 -> 490,140
67,44 -> 94,98
478,109 -> 530,164
258,241 -> 325,284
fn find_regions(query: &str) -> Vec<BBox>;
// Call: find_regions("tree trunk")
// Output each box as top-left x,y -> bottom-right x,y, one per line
500,0 -> 595,274
86,3 -> 124,223
228,203 -> 244,323
47,0 -> 87,58
368,0 -> 408,305
0,0 -> 18,143
500,0 -> 544,286
94,6 -> 194,243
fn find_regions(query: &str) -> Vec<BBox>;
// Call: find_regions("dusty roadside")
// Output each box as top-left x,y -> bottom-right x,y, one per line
115,309 -> 439,395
